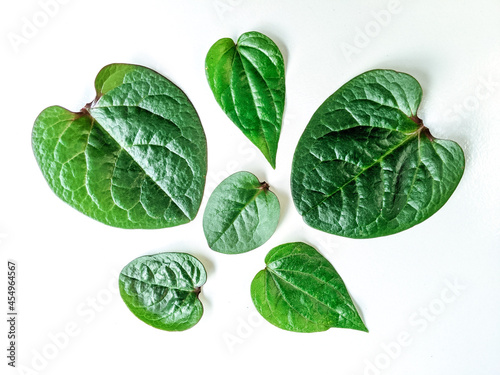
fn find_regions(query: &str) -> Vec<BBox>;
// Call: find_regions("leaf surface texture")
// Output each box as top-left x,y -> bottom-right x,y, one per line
206,31 -> 285,168
251,242 -> 367,332
32,64 -> 207,229
291,69 -> 465,238
119,252 -> 207,331
203,171 -> 280,254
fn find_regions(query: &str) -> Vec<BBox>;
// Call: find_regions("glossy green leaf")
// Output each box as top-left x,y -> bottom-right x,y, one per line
205,31 -> 286,168
119,252 -> 207,331
251,242 -> 367,333
203,171 -> 280,254
32,63 -> 207,229
291,69 -> 465,238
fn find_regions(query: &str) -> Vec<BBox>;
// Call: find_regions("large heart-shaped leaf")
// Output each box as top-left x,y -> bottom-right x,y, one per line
119,252 -> 207,331
291,69 -> 465,238
205,31 -> 285,168
32,63 -> 207,229
203,171 -> 280,254
251,242 -> 367,333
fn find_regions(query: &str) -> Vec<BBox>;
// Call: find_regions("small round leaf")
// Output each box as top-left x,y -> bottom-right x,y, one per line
119,252 -> 207,331
203,171 -> 280,254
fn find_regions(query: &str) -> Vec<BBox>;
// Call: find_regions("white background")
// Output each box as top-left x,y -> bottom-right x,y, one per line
1,1 -> 500,374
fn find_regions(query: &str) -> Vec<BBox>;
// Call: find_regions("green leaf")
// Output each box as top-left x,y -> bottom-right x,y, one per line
32,63 -> 207,229
203,171 -> 280,254
205,31 -> 286,168
119,252 -> 207,331
291,69 -> 465,238
251,242 -> 367,333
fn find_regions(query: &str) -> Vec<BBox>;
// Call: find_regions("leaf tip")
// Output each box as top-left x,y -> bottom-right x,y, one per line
358,323 -> 369,333
266,156 -> 277,169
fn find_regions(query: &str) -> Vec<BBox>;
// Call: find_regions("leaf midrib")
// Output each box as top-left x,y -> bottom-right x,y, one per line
266,268 -> 361,329
86,107 -> 192,220
238,44 -> 282,125
233,48 -> 273,163
270,266 -> 349,305
301,128 -> 420,217
266,266 -> 358,317
208,186 -> 265,248
265,271 -> 318,326
121,273 -> 200,292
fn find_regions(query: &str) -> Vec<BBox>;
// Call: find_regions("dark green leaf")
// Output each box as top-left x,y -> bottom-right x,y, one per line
205,31 -> 286,168
32,63 -> 207,229
119,252 -> 207,331
291,69 -> 465,238
203,171 -> 280,254
251,242 -> 367,333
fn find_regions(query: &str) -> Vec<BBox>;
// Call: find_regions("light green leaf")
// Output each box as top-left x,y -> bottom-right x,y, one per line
203,171 -> 280,254
119,252 -> 207,331
205,31 -> 286,168
32,63 -> 207,229
291,69 -> 465,238
251,242 -> 367,333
